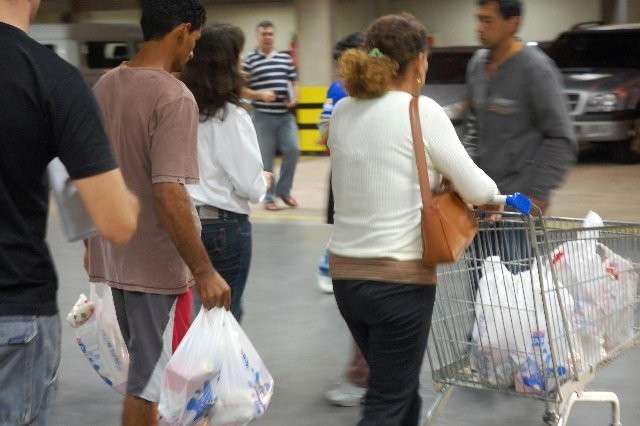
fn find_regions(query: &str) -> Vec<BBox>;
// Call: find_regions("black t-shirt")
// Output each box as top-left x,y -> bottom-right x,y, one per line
0,22 -> 117,316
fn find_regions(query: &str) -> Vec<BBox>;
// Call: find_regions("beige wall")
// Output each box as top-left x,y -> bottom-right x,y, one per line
629,1 -> 640,21
339,0 -> 602,46
68,3 -> 297,55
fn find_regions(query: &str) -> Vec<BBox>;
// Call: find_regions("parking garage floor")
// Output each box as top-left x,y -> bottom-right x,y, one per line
49,155 -> 640,426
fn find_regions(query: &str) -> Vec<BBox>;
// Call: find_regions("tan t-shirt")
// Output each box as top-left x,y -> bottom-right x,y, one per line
88,66 -> 200,294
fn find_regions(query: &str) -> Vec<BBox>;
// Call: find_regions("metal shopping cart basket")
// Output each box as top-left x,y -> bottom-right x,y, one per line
424,195 -> 640,426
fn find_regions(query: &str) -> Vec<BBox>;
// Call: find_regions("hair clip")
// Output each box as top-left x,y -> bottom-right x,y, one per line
368,48 -> 384,58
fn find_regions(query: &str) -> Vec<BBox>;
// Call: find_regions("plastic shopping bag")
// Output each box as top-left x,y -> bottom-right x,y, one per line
549,211 -> 639,360
208,311 -> 274,426
47,158 -> 97,242
159,308 -> 274,426
68,283 -> 130,394
597,243 -> 639,351
159,308 -> 223,425
471,257 -> 580,394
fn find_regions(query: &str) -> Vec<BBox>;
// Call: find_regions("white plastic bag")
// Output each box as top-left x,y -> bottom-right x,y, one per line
159,308 -> 274,426
159,308 -> 224,425
47,158 -> 97,242
471,257 -> 579,394
70,283 -> 130,394
208,311 -> 274,426
549,211 -> 639,359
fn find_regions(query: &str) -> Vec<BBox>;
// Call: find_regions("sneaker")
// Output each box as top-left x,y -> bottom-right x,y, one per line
317,251 -> 333,294
325,382 -> 366,407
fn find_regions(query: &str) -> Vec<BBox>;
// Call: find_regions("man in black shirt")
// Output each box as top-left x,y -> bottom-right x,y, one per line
0,1 -> 140,423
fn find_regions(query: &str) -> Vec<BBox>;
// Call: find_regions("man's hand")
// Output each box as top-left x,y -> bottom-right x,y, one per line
260,91 -> 277,103
285,99 -> 298,109
262,171 -> 274,191
529,196 -> 549,216
195,271 -> 231,310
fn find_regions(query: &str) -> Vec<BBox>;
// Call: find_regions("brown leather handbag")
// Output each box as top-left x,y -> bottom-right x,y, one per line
409,96 -> 479,266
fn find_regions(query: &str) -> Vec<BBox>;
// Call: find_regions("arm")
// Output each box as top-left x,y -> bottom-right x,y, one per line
150,97 -> 230,309
527,61 -> 578,204
461,58 -> 480,159
51,72 -> 139,245
74,170 -> 139,245
241,57 -> 276,103
241,87 -> 276,103
285,56 -> 299,108
218,112 -> 268,203
420,97 -> 499,206
153,183 -> 229,309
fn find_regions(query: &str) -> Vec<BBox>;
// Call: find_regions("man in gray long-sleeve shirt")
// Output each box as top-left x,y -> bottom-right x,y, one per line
464,0 -> 576,212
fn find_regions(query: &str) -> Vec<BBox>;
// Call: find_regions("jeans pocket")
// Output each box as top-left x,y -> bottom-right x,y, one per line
0,317 -> 37,345
0,317 -> 38,425
202,225 -> 228,254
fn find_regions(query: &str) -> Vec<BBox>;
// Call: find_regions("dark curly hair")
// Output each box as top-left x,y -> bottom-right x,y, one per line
139,0 -> 206,41
181,24 -> 246,122
340,13 -> 427,99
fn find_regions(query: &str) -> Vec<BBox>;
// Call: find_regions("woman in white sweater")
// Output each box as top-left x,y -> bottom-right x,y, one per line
328,14 -> 499,426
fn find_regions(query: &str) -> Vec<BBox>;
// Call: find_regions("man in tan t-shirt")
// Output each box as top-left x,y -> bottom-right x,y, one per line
87,1 -> 230,424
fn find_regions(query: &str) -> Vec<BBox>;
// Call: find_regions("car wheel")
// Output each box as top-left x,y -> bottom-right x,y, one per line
610,119 -> 640,164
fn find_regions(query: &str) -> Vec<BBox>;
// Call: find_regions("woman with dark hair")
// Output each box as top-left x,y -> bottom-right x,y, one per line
329,14 -> 499,425
182,24 -> 272,321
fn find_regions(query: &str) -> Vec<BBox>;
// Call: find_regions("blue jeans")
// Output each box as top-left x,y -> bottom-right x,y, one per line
250,110 -> 300,203
0,314 -> 61,426
193,211 -> 252,322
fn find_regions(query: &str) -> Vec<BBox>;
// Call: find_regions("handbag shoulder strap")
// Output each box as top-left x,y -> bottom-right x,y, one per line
409,96 -> 433,205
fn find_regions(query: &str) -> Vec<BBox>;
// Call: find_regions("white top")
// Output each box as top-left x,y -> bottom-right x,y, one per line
328,91 -> 499,261
187,103 -> 267,215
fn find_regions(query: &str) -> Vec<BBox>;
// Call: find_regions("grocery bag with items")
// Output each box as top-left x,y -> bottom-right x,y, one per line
67,283 -> 130,394
549,211 -> 639,364
471,256 -> 581,395
159,308 -> 274,426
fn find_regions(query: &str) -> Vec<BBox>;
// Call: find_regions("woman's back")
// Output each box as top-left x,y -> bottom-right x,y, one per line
329,91 -> 497,261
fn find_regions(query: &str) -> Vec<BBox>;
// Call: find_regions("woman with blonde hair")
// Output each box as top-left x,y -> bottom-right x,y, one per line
328,14 -> 499,425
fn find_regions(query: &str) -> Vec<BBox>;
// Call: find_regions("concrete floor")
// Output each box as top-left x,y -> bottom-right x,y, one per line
48,155 -> 640,426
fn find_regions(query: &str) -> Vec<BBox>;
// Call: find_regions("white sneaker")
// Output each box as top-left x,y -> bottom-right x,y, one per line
325,382 -> 366,407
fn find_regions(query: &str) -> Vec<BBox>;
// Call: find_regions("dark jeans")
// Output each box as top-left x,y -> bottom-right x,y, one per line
333,279 -> 437,426
193,210 -> 252,322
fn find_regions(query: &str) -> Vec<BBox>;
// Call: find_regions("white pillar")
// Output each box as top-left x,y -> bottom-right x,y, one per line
294,0 -> 334,86
612,0 -> 628,23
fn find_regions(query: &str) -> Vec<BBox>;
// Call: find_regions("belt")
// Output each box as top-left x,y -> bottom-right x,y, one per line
196,205 -> 220,220
196,205 -> 248,221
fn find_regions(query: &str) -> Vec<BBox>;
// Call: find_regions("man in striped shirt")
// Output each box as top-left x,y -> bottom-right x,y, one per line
243,20 -> 300,210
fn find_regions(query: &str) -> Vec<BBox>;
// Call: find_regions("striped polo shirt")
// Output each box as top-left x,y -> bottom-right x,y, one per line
243,49 -> 298,114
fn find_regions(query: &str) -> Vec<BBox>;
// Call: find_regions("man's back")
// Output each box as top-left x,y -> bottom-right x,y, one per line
0,21 -> 116,315
91,66 -> 200,295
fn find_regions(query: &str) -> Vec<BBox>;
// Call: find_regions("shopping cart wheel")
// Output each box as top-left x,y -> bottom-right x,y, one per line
422,384 -> 454,426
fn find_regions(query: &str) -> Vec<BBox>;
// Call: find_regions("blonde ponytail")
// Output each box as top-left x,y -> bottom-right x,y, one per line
338,48 -> 399,99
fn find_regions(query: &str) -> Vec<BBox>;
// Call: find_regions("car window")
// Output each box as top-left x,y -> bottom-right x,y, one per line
427,51 -> 474,84
85,41 -> 132,69
548,31 -> 640,69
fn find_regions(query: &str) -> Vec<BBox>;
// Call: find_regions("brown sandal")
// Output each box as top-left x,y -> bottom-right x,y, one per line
280,196 -> 298,208
264,202 -> 280,211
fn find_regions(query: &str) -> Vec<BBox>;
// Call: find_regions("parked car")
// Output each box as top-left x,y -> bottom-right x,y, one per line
29,23 -> 142,87
547,23 -> 640,163
423,46 -> 477,136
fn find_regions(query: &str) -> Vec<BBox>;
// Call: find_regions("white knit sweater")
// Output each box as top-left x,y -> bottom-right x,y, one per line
328,91 -> 499,261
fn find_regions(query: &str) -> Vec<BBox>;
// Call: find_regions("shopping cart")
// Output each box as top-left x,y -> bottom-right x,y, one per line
424,194 -> 640,426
